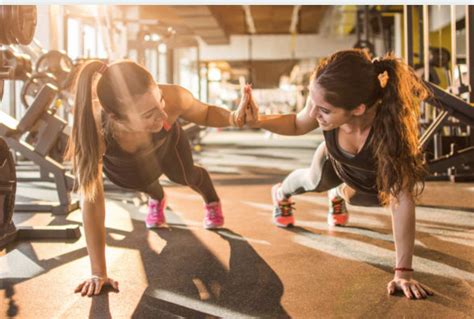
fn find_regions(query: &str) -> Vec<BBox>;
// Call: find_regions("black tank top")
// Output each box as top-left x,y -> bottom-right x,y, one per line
101,114 -> 175,190
323,128 -> 378,195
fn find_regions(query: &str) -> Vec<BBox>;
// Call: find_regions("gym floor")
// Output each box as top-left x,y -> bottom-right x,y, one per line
1,129 -> 473,318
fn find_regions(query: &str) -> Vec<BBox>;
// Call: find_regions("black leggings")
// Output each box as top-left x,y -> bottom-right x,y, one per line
142,125 -> 219,204
281,142 -> 380,207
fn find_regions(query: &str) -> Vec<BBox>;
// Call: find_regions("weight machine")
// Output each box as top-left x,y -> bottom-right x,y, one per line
404,5 -> 474,182
0,5 -> 80,250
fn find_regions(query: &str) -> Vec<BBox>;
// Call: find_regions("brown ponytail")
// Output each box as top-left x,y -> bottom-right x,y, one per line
65,60 -> 106,201
370,54 -> 429,204
66,60 -> 157,201
315,50 -> 430,205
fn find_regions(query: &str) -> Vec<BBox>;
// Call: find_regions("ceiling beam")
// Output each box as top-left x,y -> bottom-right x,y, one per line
170,5 -> 229,45
289,5 -> 301,34
242,5 -> 256,34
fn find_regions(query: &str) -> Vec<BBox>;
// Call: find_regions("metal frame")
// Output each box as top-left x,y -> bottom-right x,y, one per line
404,5 -> 414,67
0,84 -> 79,215
422,81 -> 474,179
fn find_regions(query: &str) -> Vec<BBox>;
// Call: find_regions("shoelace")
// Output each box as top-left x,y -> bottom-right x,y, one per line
279,201 -> 295,217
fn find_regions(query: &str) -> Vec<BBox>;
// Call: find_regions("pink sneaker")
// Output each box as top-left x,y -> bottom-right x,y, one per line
145,196 -> 167,228
272,183 -> 295,227
327,196 -> 349,226
204,201 -> 224,229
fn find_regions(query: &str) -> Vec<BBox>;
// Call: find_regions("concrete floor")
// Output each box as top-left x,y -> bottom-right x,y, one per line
1,130 -> 473,318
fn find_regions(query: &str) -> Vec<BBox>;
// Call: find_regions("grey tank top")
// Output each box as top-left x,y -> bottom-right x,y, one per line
323,128 -> 378,195
101,114 -> 175,190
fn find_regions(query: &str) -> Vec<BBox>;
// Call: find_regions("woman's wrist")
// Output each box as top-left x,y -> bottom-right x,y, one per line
248,118 -> 261,128
228,111 -> 238,127
394,267 -> 413,279
91,267 -> 107,278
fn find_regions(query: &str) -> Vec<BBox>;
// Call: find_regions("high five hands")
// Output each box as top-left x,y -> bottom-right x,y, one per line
233,84 -> 260,128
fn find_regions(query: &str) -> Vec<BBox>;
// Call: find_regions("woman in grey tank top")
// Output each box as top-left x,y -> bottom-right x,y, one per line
67,60 -> 252,297
242,49 -> 433,300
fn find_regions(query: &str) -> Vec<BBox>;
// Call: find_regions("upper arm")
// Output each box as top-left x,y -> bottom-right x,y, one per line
295,96 -> 319,134
178,87 -> 209,125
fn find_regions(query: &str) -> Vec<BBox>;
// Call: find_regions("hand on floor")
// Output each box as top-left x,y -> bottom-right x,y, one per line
387,276 -> 433,299
74,275 -> 119,297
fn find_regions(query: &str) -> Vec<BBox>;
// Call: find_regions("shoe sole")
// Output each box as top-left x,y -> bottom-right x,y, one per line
203,222 -> 224,230
273,220 -> 294,228
272,213 -> 295,228
146,223 -> 166,229
327,213 -> 348,227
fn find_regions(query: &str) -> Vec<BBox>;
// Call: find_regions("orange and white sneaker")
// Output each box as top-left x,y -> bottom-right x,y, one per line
327,196 -> 349,226
271,183 -> 295,227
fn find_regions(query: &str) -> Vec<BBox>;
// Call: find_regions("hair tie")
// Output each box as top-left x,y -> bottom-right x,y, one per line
378,71 -> 389,89
372,58 -> 389,89
97,64 -> 108,74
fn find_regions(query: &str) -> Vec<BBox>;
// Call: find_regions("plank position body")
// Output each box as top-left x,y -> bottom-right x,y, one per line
245,49 -> 434,299
68,60 -> 250,296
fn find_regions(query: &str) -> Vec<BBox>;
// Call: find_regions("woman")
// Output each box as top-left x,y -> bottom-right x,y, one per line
245,49 -> 434,299
68,60 -> 249,296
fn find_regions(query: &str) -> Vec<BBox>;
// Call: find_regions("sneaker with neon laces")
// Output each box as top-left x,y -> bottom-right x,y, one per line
145,196 -> 167,228
204,201 -> 224,229
327,196 -> 349,226
272,183 -> 295,227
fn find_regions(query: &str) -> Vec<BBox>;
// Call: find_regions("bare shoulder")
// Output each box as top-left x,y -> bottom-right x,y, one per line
159,84 -> 194,111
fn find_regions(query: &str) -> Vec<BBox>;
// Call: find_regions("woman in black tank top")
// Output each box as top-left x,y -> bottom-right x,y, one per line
241,49 -> 433,300
67,60 -> 252,297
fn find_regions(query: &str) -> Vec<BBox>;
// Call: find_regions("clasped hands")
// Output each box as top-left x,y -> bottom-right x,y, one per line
231,84 -> 260,128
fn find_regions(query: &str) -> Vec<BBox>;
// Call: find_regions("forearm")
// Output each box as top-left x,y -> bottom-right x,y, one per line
82,188 -> 107,276
203,105 -> 234,127
254,113 -> 303,135
390,192 -> 416,272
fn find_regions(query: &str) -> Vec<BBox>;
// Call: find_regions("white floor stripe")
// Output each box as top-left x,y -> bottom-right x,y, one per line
146,289 -> 259,318
294,233 -> 474,282
297,220 -> 427,247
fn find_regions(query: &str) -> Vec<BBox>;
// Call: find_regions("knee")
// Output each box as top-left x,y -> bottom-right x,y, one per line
301,169 -> 319,191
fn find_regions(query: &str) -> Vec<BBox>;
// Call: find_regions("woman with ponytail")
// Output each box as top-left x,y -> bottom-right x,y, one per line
245,49 -> 433,299
67,60 -> 251,296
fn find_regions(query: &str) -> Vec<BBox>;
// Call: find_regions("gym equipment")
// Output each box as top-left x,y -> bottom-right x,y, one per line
19,50 -> 76,113
0,137 -> 80,249
0,137 -> 17,247
403,6 -> 474,182
353,6 -> 379,56
0,48 -> 32,81
0,83 -> 79,214
414,47 -> 451,88
0,5 -> 37,45
0,5 -> 80,250
422,81 -> 474,181
36,50 -> 74,90
21,72 -> 58,108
